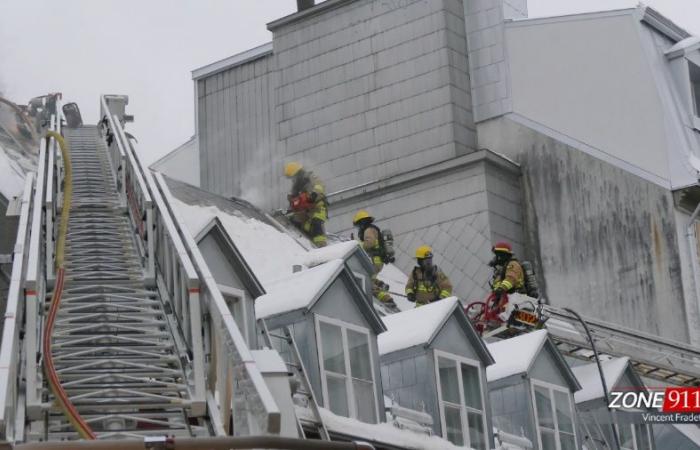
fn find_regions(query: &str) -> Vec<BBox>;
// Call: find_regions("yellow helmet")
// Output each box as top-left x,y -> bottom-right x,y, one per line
284,162 -> 303,177
415,245 -> 433,259
352,210 -> 373,225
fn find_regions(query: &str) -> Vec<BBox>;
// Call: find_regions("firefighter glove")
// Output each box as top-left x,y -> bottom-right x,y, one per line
309,191 -> 318,202
407,292 -> 416,302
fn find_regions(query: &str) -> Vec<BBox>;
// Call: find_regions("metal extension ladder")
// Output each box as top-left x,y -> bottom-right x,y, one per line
41,126 -> 205,439
259,320 -> 330,441
542,304 -> 700,387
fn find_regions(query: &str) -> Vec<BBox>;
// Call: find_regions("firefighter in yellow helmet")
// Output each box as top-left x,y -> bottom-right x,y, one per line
405,245 -> 452,307
353,210 -> 394,306
284,162 -> 328,247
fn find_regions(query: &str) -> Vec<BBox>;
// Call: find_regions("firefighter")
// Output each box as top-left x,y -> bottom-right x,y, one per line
489,241 -> 525,306
405,245 -> 452,307
352,210 -> 394,305
284,162 -> 328,247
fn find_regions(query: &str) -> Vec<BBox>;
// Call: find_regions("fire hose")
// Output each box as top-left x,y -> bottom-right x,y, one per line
42,130 -> 97,439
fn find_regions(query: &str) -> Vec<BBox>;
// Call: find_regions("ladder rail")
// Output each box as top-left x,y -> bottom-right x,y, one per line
0,175 -> 35,441
259,319 -> 330,441
543,305 -> 700,386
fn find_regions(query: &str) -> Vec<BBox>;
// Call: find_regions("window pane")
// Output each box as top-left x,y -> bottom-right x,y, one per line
320,322 -> 345,374
634,424 -> 652,450
443,405 -> 464,446
540,429 -> 557,450
438,357 -> 460,404
353,379 -> 376,423
461,363 -> 482,410
326,375 -> 349,417
534,386 -> 554,429
347,329 -> 372,381
554,390 -> 573,433
467,411 -> 486,450
618,424 -> 634,449
560,432 -> 576,450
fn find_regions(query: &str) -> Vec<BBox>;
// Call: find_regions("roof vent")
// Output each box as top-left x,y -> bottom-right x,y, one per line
297,0 -> 314,11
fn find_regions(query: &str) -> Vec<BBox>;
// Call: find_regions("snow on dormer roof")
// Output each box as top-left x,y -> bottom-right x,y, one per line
486,329 -> 549,382
255,259 -> 345,319
303,240 -> 362,267
571,356 -> 631,404
378,297 -> 461,355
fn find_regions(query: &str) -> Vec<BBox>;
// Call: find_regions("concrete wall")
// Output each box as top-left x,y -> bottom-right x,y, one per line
327,151 -> 523,303
505,12 -> 671,185
478,116 -> 691,343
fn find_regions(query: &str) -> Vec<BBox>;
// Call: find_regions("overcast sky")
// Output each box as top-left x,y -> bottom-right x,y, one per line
1,0 -> 698,165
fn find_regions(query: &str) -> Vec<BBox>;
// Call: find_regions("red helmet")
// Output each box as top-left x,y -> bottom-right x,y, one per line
492,241 -> 513,254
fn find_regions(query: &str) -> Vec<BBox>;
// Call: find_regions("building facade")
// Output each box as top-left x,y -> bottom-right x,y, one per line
186,0 -> 700,343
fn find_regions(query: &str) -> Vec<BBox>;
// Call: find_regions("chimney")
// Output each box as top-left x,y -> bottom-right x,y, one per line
296,0 -> 315,12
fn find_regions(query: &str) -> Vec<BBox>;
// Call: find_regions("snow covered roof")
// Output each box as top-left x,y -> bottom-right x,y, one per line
571,357 -> 632,404
378,297 -> 493,365
303,240 -> 364,267
666,35 -> 700,59
486,330 -> 580,391
172,197 -> 308,286
379,298 -> 459,354
486,330 -> 548,381
255,259 -> 344,319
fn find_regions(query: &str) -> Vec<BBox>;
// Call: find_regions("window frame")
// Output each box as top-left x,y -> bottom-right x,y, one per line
218,284 -> 252,347
315,314 -> 380,423
530,378 -> 579,450
614,411 -> 654,450
687,59 -> 700,131
433,349 -> 488,449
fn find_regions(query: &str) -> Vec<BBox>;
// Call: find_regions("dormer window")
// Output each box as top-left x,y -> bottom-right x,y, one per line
434,351 -> 487,449
691,62 -> 700,119
531,380 -> 578,450
316,315 -> 378,423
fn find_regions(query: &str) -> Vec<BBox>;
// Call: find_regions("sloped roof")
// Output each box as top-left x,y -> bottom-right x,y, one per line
303,240 -> 362,267
196,217 -> 266,298
571,357 -> 633,404
486,330 -> 581,391
378,297 -> 493,365
255,259 -> 345,319
487,330 -> 548,381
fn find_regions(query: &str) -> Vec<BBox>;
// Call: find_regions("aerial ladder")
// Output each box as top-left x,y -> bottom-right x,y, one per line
0,95 -> 286,445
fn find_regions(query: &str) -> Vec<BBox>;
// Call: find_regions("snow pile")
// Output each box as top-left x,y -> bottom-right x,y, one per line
296,406 -> 475,450
571,357 -> 629,404
486,330 -> 548,381
0,145 -> 26,200
173,198 -> 308,285
303,240 -> 360,267
255,260 -> 344,319
378,297 -> 459,355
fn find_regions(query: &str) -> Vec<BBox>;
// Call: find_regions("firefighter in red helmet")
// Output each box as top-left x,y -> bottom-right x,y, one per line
489,242 -> 525,299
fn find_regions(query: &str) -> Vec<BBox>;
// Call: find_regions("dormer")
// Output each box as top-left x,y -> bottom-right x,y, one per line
487,330 -> 582,450
666,36 -> 700,133
303,241 -> 376,302
255,259 -> 386,425
572,357 -> 656,450
378,297 -> 495,449
194,217 -> 264,348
